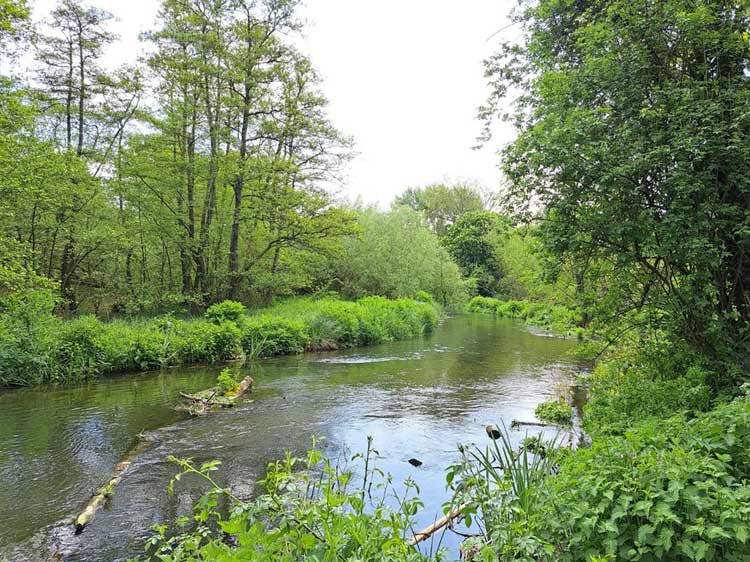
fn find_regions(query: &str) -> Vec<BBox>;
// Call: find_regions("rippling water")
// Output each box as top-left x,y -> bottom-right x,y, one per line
0,315 -> 581,561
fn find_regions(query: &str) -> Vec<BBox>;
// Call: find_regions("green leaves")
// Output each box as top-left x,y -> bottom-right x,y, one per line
486,0 -> 750,372
146,443 -> 431,562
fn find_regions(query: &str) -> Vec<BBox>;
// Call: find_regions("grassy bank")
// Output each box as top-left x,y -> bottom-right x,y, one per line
0,295 -> 439,387
467,295 -> 582,336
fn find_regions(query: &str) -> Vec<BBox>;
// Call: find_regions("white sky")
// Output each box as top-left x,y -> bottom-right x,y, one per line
31,0 -> 519,207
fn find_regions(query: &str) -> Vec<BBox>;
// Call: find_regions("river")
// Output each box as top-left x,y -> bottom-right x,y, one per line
0,314 -> 581,561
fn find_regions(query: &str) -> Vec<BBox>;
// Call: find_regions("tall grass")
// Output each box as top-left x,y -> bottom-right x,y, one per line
467,295 -> 582,335
0,294 -> 440,387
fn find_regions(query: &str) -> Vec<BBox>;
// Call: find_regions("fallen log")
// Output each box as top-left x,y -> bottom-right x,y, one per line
408,504 -> 467,546
177,376 -> 253,415
74,439 -> 151,534
510,419 -> 555,429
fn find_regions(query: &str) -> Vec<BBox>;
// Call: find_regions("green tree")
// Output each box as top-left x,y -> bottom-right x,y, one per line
485,0 -> 750,378
394,182 -> 487,235
331,207 -> 466,305
442,210 -> 507,296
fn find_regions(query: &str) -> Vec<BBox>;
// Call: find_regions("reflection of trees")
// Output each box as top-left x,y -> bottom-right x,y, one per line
319,316 -> 578,424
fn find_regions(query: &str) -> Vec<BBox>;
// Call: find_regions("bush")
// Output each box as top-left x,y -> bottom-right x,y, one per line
467,296 -> 581,334
0,289 -> 59,386
215,368 -> 237,395
0,295 -> 439,386
145,442 -> 427,561
55,315 -> 107,381
205,300 -> 247,324
584,359 -> 712,436
535,397 -> 750,562
239,316 -> 309,358
174,320 -> 242,364
535,398 -> 573,427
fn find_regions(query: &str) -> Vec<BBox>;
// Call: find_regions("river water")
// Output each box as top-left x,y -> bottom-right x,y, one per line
0,314 -> 581,561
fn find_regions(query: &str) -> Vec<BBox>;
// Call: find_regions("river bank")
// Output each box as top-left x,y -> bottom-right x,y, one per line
0,295 -> 439,387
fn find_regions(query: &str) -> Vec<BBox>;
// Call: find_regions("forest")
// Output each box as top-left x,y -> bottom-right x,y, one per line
1,0 -> 750,561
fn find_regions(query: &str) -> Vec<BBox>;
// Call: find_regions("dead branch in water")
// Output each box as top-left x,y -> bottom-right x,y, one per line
408,503 -> 468,545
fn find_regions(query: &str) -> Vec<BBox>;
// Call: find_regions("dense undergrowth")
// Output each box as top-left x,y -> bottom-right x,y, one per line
0,293 -> 438,387
467,296 -> 582,336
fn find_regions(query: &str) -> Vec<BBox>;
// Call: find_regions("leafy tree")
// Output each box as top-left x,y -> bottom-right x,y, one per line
331,207 -> 466,305
442,210 -> 508,296
394,182 -> 487,235
484,0 -> 750,378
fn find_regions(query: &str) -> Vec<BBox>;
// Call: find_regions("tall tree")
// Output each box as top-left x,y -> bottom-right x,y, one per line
485,0 -> 750,377
394,182 -> 486,235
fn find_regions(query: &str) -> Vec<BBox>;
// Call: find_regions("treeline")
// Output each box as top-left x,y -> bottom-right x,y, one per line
2,0 -> 358,314
1,0 -> 547,321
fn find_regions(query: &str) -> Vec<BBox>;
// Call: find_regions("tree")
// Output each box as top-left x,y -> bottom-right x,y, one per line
331,207 -> 466,305
442,211 -> 507,296
394,182 -> 486,235
34,0 -> 115,155
484,0 -> 750,377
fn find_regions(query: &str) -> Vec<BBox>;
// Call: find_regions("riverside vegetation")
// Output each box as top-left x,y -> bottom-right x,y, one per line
2,0 -> 750,560
0,294 -> 438,387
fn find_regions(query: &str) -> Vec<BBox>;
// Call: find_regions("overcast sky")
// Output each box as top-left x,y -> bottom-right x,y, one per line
31,0 -> 519,207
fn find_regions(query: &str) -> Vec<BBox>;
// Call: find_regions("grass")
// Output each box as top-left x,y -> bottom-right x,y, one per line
0,294 -> 440,387
467,295 -> 583,336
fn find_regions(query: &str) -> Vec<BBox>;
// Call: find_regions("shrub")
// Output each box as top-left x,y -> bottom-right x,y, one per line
0,289 -> 59,386
205,300 -> 247,324
584,358 -> 712,436
414,290 -> 434,303
55,315 -> 106,381
467,296 -> 581,334
174,320 -> 242,364
0,295 -> 438,386
146,441 -> 427,561
536,397 -> 750,562
535,398 -> 573,427
239,316 -> 309,358
215,368 -> 237,395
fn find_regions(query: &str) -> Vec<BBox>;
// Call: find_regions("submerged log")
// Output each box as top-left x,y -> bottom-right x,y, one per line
177,376 -> 254,415
74,440 -> 151,534
510,419 -> 555,429
408,503 -> 467,545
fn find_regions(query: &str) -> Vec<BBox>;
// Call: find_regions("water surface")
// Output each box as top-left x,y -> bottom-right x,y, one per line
0,315 -> 580,561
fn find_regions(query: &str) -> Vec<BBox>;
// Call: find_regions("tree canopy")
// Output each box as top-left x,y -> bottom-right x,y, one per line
484,0 -> 750,376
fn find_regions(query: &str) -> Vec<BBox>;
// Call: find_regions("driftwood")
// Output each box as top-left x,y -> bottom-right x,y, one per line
177,376 -> 253,415
74,440 -> 151,534
510,419 -> 555,429
408,504 -> 467,546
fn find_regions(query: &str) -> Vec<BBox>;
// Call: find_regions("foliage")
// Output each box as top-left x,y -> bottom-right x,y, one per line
442,211 -> 508,297
215,368 -> 237,396
467,296 -> 581,335
0,289 -> 58,386
205,301 -> 247,325
330,207 -> 467,306
394,182 -> 488,235
0,296 -> 438,387
534,399 -> 573,428
239,316 -> 309,358
533,397 -> 750,562
484,0 -> 750,373
144,439 -> 431,561
259,295 -> 439,351
583,340 -> 713,436
445,425 -> 561,561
